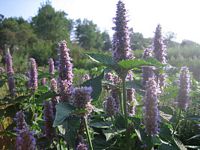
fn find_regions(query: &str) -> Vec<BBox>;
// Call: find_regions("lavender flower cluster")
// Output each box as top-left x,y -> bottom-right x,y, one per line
73,86 -> 93,116
112,0 -> 133,62
153,24 -> 167,65
142,47 -> 153,59
43,101 -> 55,139
141,66 -> 156,88
5,50 -> 16,96
76,142 -> 88,150
28,58 -> 38,91
127,88 -> 137,116
104,96 -> 118,116
177,66 -> 190,110
15,111 -> 36,150
143,78 -> 160,136
58,41 -> 74,102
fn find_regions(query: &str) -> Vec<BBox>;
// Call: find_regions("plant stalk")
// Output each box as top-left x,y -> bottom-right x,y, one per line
84,117 -> 93,150
122,78 -> 128,128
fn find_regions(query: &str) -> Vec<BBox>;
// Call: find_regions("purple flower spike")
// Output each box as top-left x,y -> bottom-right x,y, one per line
111,88 -> 120,112
143,47 -> 153,59
76,143 -> 88,150
142,66 -> 156,88
59,79 -> 73,102
43,101 -> 55,139
50,78 -> 58,93
29,58 -> 38,91
16,130 -> 36,150
112,0 -> 133,62
153,24 -> 167,64
177,66 -> 190,110
127,88 -> 137,116
143,78 -> 160,136
15,111 -> 36,150
73,86 -> 93,116
58,40 -> 73,83
15,111 -> 28,131
5,50 -> 15,96
103,96 -> 118,116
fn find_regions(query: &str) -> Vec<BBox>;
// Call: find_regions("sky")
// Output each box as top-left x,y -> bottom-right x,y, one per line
0,0 -> 200,43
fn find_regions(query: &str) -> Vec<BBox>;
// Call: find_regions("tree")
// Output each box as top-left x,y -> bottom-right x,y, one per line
31,2 -> 72,43
129,28 -> 150,50
75,19 -> 104,50
0,17 -> 36,64
102,31 -> 112,51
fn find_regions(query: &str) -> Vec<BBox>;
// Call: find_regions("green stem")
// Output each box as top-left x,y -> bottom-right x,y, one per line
119,91 -> 124,115
173,109 -> 182,136
122,78 -> 128,128
84,117 -> 93,150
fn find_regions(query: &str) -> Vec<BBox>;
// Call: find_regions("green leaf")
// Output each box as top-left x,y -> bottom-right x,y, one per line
103,129 -> 125,141
63,117 -> 80,147
36,91 -> 57,102
186,134 -> 200,141
185,145 -> 200,149
0,79 -> 6,88
159,106 -> 174,115
118,58 -> 163,69
173,137 -> 187,150
82,71 -> 104,100
145,58 -> 165,67
90,121 -> 112,129
118,59 -> 149,69
159,123 -> 172,141
158,143 -> 173,150
86,53 -> 115,66
135,129 -> 142,142
53,102 -> 75,127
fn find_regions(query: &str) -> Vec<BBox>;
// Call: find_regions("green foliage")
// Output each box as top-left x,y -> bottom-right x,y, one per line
168,45 -> 200,80
75,19 -> 111,51
53,102 -> 75,127
31,2 -> 72,42
82,71 -> 104,101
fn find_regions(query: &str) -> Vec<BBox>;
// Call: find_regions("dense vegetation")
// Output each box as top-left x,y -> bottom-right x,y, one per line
0,0 -> 200,150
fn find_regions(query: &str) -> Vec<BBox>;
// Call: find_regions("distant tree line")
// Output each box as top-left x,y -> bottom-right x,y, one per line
0,2 -> 198,69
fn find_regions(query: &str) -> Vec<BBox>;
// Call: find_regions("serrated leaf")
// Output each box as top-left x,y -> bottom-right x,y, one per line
86,53 -> 115,66
53,102 -> 75,127
118,59 -> 149,69
118,58 -> 163,69
82,71 -> 104,100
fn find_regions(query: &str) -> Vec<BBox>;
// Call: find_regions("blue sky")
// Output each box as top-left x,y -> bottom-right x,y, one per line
1,0 -> 200,43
